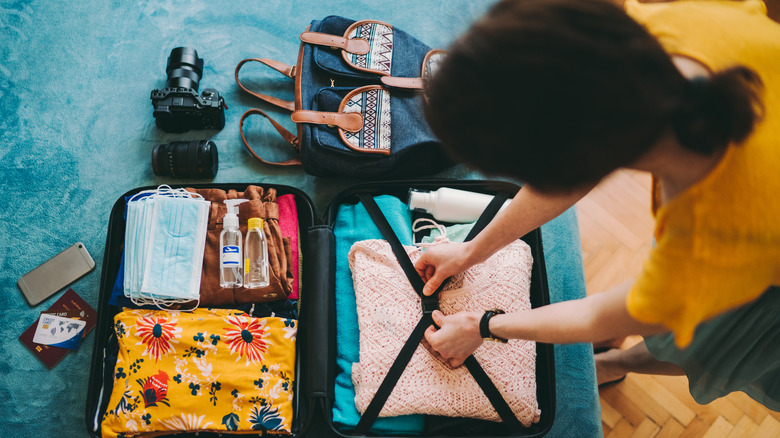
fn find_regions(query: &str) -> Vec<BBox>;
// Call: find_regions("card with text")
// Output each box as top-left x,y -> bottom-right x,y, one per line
32,314 -> 87,349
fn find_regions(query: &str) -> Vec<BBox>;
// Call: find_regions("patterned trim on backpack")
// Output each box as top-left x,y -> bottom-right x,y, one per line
423,49 -> 446,80
340,85 -> 391,154
345,21 -> 394,75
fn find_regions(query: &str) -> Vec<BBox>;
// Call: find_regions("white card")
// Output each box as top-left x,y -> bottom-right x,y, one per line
32,314 -> 87,349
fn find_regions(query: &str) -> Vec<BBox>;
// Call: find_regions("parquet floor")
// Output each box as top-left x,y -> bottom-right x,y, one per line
576,169 -> 780,438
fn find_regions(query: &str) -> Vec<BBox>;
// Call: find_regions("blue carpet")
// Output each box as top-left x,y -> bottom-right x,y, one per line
0,0 -> 600,436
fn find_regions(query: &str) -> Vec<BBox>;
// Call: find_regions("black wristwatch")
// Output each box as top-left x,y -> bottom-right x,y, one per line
479,309 -> 508,343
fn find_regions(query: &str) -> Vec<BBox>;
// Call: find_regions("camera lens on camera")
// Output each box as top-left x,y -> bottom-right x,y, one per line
152,140 -> 218,178
166,47 -> 204,90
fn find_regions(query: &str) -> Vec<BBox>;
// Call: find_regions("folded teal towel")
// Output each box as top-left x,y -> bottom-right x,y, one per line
332,195 -> 425,434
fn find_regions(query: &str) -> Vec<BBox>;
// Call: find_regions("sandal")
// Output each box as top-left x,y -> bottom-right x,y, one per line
598,375 -> 626,389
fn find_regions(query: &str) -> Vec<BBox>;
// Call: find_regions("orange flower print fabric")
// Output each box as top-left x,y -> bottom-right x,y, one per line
223,314 -> 272,366
133,313 -> 182,362
101,308 -> 296,437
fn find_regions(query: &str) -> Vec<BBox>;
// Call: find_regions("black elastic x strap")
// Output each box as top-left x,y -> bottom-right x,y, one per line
354,191 -> 522,434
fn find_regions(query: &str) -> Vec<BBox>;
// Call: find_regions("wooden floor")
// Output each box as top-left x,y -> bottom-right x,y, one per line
576,169 -> 780,438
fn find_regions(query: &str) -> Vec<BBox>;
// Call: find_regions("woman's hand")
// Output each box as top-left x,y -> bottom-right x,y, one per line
425,310 -> 483,367
414,241 -> 477,296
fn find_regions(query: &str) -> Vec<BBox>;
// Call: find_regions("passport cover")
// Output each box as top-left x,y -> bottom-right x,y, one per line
19,288 -> 97,368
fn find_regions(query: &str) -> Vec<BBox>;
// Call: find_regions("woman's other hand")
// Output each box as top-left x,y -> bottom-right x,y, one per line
414,241 -> 476,296
424,310 -> 483,367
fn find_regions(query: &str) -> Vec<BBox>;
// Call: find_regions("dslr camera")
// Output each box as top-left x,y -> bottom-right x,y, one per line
150,47 -> 226,133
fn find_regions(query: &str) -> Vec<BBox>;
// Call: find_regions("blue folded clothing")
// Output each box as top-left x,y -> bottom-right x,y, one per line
332,195 -> 425,434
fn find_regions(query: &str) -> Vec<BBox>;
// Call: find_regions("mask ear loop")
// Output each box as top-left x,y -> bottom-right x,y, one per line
156,184 -> 173,197
129,184 -> 201,203
131,292 -> 200,311
186,297 -> 200,311
128,189 -> 158,203
155,185 -> 198,199
412,218 -> 449,248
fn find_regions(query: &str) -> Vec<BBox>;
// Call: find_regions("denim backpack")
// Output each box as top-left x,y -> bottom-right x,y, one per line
235,16 -> 454,179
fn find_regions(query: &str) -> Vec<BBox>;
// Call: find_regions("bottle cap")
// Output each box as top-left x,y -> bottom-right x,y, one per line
224,214 -> 238,229
407,189 -> 435,213
248,217 -> 263,230
223,199 -> 248,229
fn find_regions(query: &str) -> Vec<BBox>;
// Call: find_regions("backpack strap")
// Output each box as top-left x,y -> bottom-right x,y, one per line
235,58 -> 297,112
380,76 -> 423,90
238,109 -> 302,167
378,49 -> 445,90
353,192 -> 523,434
299,31 -> 370,55
290,110 -> 363,132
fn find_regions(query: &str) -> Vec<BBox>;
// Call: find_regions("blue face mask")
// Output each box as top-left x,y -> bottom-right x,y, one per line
124,186 -> 209,306
123,191 -> 154,297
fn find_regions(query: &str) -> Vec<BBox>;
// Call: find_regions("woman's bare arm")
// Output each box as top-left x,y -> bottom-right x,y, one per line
425,281 -> 668,367
415,183 -> 595,296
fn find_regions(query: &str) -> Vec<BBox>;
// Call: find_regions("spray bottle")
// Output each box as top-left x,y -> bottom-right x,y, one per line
220,199 -> 248,288
244,217 -> 270,289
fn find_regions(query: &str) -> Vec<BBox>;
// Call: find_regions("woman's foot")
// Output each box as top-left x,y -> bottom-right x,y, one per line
595,340 -> 685,388
595,348 -> 628,387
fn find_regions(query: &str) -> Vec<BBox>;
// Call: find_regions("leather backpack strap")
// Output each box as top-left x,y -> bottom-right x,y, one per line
380,76 -> 423,90
235,58 -> 296,112
239,108 -> 302,167
299,31 -> 370,54
290,110 -> 363,132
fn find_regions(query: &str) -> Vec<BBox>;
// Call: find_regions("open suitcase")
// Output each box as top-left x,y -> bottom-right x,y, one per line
85,179 -> 555,438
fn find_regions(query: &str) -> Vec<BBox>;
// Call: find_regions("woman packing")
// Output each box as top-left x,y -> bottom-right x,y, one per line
416,0 -> 780,410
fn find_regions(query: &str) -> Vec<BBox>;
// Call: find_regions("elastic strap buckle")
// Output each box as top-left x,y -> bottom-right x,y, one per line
420,296 -> 440,316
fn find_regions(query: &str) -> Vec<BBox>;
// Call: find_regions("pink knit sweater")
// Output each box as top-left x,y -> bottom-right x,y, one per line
349,239 -> 540,425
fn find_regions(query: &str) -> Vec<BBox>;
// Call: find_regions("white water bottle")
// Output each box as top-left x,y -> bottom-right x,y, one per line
220,199 -> 247,288
407,187 -> 511,223
244,217 -> 270,289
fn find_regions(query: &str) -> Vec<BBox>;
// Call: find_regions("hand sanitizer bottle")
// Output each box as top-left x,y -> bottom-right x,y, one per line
244,217 -> 270,289
220,199 -> 248,288
408,187 -> 512,223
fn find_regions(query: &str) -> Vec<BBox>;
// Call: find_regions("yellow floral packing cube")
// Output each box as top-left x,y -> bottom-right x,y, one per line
101,307 -> 296,437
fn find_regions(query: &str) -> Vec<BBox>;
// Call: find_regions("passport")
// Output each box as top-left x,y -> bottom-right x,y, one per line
19,288 -> 97,368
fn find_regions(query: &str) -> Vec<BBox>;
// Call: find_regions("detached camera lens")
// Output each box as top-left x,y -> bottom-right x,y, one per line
165,47 -> 204,90
152,140 -> 218,179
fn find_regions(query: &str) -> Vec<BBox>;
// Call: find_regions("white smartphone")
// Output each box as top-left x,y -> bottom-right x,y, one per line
17,242 -> 96,306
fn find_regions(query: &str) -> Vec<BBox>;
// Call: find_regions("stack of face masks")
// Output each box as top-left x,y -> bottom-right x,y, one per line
123,186 -> 210,307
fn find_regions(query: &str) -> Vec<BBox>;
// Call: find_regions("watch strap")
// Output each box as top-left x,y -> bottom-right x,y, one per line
480,309 -> 507,342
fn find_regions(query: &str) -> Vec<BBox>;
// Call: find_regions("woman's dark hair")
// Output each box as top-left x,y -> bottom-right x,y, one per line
424,0 -> 763,191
